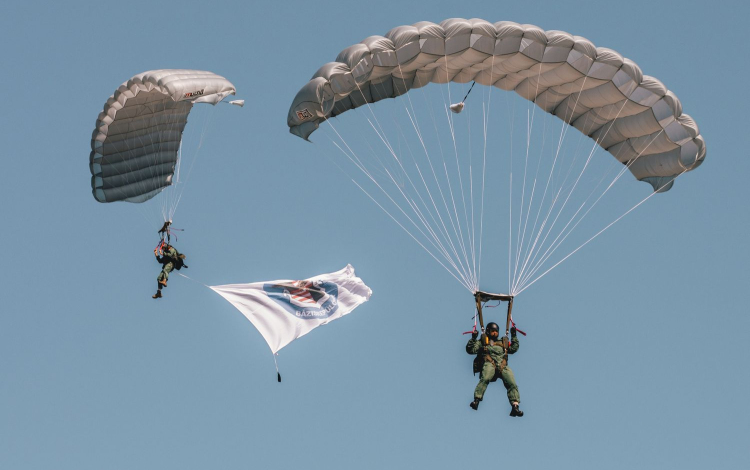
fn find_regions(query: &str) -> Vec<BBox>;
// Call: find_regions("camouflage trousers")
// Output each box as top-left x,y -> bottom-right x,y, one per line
157,262 -> 174,283
474,361 -> 520,405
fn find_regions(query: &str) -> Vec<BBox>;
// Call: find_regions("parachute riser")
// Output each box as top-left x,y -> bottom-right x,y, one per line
474,291 -> 514,344
474,294 -> 486,345
505,298 -> 514,337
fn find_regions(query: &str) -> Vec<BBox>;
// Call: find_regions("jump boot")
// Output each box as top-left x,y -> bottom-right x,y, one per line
510,403 -> 524,417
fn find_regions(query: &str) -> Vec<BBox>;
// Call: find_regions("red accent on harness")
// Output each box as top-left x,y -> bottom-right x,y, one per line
463,313 -> 479,335
509,317 -> 527,336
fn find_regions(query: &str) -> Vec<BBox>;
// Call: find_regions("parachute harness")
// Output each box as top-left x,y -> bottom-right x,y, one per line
464,291 -> 526,339
156,220 -> 185,253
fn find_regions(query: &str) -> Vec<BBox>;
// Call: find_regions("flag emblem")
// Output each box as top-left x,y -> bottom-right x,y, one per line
210,264 -> 371,354
263,279 -> 339,319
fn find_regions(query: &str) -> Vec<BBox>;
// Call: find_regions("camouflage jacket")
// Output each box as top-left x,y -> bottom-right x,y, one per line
156,246 -> 179,266
466,334 -> 519,367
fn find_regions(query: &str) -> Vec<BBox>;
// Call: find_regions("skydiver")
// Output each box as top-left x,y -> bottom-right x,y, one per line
152,243 -> 187,299
466,322 -> 523,417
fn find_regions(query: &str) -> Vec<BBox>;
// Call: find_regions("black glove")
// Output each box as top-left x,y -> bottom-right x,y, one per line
510,326 -> 517,337
471,330 -> 478,340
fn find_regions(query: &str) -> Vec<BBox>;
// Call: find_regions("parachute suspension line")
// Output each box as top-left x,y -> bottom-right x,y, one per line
511,108 -> 534,291
478,53 -> 498,292
152,100 -> 181,224
357,79 -> 476,286
515,103 -> 552,290
510,87 -> 535,285
323,113 -> 475,290
509,74 -> 634,295
367,70 -> 483,291
506,91 -> 516,295
467,103 -> 478,292
515,167 -> 687,295
467,82 -> 484,292
438,63 -> 477,291
320,92 -> 475,291
397,123 -> 477,285
515,71 -> 559,285
170,104 -> 218,222
511,65 -> 546,291
415,82 -> 479,289
404,80 -> 479,290
399,70 -> 477,288
514,127 -> 671,293
401,86 -> 471,270
451,77 -> 480,289
514,137 -> 644,291
350,179 -> 475,292
510,75 -> 593,293
513,123 -> 607,291
452,78 -> 478,290
127,98 -> 179,225
514,97 -> 636,290
161,102 -> 188,224
409,69 -> 474,289
512,130 -> 610,292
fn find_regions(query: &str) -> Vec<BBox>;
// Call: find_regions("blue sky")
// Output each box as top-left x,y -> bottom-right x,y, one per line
1,1 -> 748,468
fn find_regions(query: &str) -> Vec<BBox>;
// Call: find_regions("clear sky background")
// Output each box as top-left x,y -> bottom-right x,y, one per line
1,1 -> 748,468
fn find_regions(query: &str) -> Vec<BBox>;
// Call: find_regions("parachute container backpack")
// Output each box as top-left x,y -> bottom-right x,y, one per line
287,19 -> 705,298
90,69 -> 242,229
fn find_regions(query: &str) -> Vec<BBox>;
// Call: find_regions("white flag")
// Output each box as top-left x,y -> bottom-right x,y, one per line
210,264 -> 372,354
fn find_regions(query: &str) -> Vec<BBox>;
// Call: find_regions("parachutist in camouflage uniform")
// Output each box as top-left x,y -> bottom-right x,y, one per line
466,322 -> 523,417
152,244 -> 186,299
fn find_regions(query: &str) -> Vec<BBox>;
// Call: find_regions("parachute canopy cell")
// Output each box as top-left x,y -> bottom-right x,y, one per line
287,19 -> 705,191
90,69 -> 237,203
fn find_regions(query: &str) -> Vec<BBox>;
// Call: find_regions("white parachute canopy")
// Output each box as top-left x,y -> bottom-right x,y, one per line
286,18 -> 706,296
210,265 -> 372,354
91,69 -> 238,205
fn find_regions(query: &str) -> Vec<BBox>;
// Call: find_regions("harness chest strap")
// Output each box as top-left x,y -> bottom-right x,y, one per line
482,339 -> 509,371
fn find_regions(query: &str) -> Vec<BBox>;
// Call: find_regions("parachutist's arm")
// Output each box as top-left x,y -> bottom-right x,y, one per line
164,247 -> 178,261
466,338 -> 481,355
508,334 -> 520,354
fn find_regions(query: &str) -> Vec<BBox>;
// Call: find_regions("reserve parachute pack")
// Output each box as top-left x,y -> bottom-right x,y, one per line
173,249 -> 188,270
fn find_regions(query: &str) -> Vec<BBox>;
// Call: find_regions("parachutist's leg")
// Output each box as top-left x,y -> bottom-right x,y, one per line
500,366 -> 520,406
473,361 -> 495,401
157,262 -> 173,287
164,262 -> 173,279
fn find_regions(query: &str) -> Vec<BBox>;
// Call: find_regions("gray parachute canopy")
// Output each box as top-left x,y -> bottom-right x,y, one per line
90,69 -> 236,203
287,19 -> 705,191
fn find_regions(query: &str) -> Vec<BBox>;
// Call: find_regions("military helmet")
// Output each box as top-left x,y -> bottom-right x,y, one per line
485,322 -> 500,336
